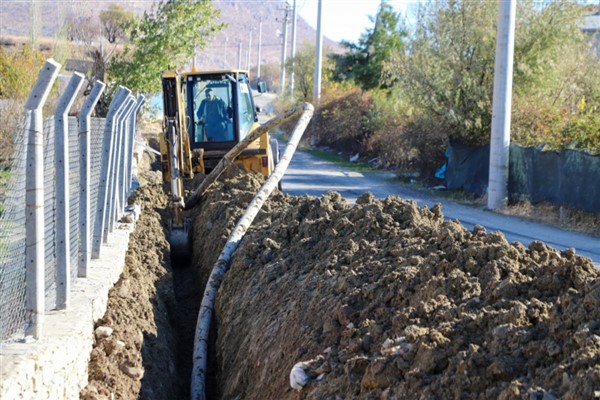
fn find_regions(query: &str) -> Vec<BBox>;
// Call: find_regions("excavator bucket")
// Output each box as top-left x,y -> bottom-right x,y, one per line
169,226 -> 191,263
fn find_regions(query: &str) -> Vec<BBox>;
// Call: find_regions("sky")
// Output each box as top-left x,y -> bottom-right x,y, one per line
295,0 -> 414,43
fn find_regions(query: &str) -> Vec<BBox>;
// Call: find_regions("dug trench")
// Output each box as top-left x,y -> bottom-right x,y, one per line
81,162 -> 600,400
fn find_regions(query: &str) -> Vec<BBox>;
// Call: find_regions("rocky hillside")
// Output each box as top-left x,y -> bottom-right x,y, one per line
0,0 -> 341,69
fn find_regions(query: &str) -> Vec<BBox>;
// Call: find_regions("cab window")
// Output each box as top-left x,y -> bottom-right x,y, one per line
187,77 -> 234,144
237,81 -> 255,140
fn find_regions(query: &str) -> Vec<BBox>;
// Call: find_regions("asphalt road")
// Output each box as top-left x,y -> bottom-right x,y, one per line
279,147 -> 600,267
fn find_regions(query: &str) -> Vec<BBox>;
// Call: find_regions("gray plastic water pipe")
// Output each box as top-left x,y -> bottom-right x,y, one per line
190,102 -> 314,400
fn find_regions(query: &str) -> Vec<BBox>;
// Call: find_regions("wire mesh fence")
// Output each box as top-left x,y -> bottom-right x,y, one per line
44,118 -> 57,312
0,118 -> 29,342
0,61 -> 143,342
69,117 -> 80,283
90,118 -> 107,243
0,112 -> 102,339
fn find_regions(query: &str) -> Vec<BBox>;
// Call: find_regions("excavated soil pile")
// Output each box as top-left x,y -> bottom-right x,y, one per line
80,163 -> 600,400
190,167 -> 600,400
81,180 -> 188,400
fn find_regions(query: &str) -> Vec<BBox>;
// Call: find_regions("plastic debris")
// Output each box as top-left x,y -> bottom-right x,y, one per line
290,362 -> 309,390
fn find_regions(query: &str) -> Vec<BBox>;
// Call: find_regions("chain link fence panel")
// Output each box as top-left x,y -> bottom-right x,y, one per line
0,113 -> 116,341
69,117 -> 80,282
44,118 -> 57,312
0,117 -> 29,342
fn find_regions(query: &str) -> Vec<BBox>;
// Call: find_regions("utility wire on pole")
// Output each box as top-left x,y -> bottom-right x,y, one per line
488,0 -> 516,210
313,0 -> 323,102
290,0 -> 298,96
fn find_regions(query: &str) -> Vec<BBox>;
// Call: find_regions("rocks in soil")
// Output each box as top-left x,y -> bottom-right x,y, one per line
94,326 -> 113,339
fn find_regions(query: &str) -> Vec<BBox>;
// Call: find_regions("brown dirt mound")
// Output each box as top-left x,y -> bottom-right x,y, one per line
188,168 -> 600,400
81,164 -> 600,400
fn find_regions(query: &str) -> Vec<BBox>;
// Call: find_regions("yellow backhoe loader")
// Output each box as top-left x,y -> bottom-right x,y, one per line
160,69 -> 276,259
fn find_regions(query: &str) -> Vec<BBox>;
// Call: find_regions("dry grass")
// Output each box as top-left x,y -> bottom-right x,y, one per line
499,201 -> 600,237
1,34 -> 91,60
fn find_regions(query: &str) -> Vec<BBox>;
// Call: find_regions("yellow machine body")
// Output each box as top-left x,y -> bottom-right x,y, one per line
159,69 -> 273,182
160,68 -> 274,260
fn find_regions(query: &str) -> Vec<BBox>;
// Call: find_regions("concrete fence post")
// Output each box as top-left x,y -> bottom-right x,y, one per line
105,100 -> 125,236
54,72 -> 84,310
127,95 -> 146,193
116,96 -> 137,217
78,81 -> 106,277
92,87 -> 130,259
121,95 -> 144,211
120,97 -> 138,212
24,58 -> 61,339
120,101 -> 131,211
106,95 -> 134,235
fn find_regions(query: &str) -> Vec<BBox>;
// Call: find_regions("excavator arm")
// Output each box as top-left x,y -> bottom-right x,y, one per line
160,71 -> 193,260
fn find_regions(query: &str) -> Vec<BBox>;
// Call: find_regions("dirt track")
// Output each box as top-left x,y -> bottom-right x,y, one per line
81,163 -> 600,400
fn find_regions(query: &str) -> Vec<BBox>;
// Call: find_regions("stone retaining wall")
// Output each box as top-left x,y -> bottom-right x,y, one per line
0,225 -> 133,399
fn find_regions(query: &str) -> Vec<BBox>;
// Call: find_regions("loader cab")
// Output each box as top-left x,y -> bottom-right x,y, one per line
184,71 -> 258,153
160,68 -> 272,178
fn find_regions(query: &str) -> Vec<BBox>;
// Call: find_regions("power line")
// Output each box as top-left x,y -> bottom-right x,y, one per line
204,43 -> 283,49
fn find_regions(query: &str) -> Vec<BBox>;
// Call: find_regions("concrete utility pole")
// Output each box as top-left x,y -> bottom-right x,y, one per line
488,0 -> 516,210
247,29 -> 253,73
237,42 -> 242,70
313,0 -> 323,102
280,5 -> 290,94
29,0 -> 41,47
290,0 -> 298,95
192,46 -> 197,71
257,20 -> 263,78
223,36 -> 229,69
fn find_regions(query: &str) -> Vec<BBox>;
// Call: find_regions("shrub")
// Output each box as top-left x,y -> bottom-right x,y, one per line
0,45 -> 45,165
513,95 -> 600,155
366,89 -> 447,178
305,82 -> 374,153
0,45 -> 45,99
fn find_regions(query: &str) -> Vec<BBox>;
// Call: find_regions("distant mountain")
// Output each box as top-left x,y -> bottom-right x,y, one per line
0,0 -> 342,70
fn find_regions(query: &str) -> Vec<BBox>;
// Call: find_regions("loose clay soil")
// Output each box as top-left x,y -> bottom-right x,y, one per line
81,162 -> 600,400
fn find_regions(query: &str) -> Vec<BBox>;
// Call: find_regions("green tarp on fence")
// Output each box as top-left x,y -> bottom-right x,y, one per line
446,141 -> 600,213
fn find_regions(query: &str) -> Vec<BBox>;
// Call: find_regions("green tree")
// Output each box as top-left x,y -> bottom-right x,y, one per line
332,0 -> 406,90
397,1 -> 498,145
392,0 -> 597,148
286,43 -> 317,101
510,2 -> 600,152
109,0 -> 224,94
100,4 -> 135,44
